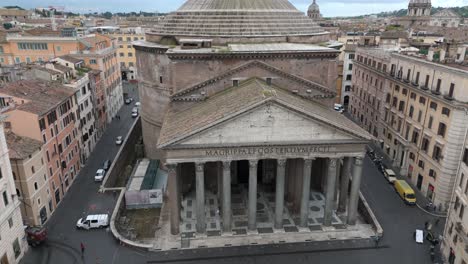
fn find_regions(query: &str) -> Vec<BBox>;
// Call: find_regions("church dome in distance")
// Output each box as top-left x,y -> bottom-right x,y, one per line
151,0 -> 325,43
308,0 -> 320,12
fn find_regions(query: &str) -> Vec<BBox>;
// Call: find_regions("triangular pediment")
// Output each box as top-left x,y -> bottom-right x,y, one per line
171,60 -> 335,102
171,103 -> 362,147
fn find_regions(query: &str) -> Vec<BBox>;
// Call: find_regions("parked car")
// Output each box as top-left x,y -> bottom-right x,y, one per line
25,226 -> 47,247
115,136 -> 123,145
334,103 -> 344,113
394,180 -> 416,205
95,169 -> 105,182
76,214 -> 109,230
383,169 -> 397,183
135,101 -> 141,107
125,98 -> 132,104
103,160 -> 111,171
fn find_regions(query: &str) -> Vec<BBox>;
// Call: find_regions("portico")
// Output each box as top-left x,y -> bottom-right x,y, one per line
158,79 -> 372,236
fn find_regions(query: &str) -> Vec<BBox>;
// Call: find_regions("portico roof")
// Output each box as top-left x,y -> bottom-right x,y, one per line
158,78 -> 373,148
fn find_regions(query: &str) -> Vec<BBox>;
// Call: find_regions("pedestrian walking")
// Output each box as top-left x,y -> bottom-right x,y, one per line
80,242 -> 85,256
435,218 -> 440,226
424,221 -> 429,230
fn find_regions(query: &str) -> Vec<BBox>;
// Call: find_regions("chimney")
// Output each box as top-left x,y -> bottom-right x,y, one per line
427,49 -> 434,62
440,49 -> 446,62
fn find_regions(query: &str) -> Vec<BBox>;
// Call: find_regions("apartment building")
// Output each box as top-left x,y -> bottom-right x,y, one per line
0,120 -> 27,264
0,80 -> 81,210
443,142 -> 468,264
71,34 -> 123,123
110,32 -> 145,80
351,47 -> 468,211
7,132 -> 51,226
0,32 -> 123,124
341,44 -> 356,108
350,47 -> 392,139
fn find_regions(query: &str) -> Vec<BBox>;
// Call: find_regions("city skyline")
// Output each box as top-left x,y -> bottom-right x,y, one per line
1,0 -> 467,17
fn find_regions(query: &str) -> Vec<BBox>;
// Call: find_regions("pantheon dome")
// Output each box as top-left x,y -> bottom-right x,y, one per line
148,0 -> 327,44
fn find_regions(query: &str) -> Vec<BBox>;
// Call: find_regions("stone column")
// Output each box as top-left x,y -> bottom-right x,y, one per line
338,157 -> 352,213
275,159 -> 287,229
231,161 -> 238,185
248,160 -> 258,231
167,163 -> 180,235
195,162 -> 206,233
323,158 -> 338,227
300,159 -> 313,227
222,161 -> 231,232
347,156 -> 364,225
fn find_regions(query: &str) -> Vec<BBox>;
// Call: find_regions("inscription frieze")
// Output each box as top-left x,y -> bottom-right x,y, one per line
204,145 -> 334,157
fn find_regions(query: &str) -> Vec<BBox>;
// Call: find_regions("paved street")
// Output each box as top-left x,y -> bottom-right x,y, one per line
21,90 -> 443,263
20,82 -> 154,264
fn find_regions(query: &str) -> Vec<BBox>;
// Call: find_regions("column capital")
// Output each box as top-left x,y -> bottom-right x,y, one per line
165,163 -> 177,173
277,159 -> 287,168
354,156 -> 364,166
329,158 -> 337,168
222,161 -> 231,170
249,160 -> 258,168
195,162 -> 205,172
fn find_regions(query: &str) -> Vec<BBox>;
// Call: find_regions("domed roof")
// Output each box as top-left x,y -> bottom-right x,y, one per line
308,0 -> 320,12
153,0 -> 324,38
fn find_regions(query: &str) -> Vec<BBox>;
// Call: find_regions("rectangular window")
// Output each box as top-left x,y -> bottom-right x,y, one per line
346,75 -> 352,81
419,97 -> 426,105
448,83 -> 455,98
442,107 -> 451,117
348,64 -> 353,71
430,102 -> 437,110
12,238 -> 21,258
436,79 -> 441,92
2,191 -> 8,206
438,123 -> 446,138
428,116 -> 433,129
8,217 -> 12,228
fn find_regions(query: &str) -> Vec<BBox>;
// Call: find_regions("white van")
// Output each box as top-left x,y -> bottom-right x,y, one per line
334,103 -> 345,113
76,214 -> 109,230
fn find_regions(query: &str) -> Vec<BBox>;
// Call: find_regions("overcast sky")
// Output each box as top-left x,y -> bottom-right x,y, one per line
3,0 -> 467,17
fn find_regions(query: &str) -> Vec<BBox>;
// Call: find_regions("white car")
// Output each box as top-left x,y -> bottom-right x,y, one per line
115,136 -> 123,145
135,102 -> 141,107
334,103 -> 345,113
95,169 -> 105,182
132,111 -> 139,118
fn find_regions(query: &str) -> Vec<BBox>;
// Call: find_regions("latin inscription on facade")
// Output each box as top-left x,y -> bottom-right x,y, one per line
205,146 -> 334,157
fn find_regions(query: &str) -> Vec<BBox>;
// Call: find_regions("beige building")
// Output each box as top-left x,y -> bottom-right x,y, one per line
351,47 -> 468,211
0,120 -> 27,264
7,132 -> 51,226
110,33 -> 146,81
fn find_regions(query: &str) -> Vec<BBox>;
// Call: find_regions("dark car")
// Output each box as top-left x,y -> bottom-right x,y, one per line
103,160 -> 111,171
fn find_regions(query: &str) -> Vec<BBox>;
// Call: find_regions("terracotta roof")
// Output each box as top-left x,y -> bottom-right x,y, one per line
6,132 -> 42,160
158,78 -> 372,147
0,80 -> 75,116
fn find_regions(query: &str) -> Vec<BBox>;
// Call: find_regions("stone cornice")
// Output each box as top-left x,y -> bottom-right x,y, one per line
171,60 -> 336,102
166,51 -> 339,61
133,44 -> 169,54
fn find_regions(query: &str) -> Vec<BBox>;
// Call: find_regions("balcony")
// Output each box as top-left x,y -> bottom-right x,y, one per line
411,82 -> 419,87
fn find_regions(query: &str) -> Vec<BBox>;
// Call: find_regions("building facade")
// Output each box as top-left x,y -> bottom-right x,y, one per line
0,121 -> 27,264
71,34 -> 123,123
135,0 -> 376,241
7,132 -> 51,226
110,32 -> 146,81
341,44 -> 356,108
351,47 -> 468,211
0,80 -> 81,211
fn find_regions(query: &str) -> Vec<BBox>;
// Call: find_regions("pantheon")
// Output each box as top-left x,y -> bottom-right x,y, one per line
134,0 -> 377,242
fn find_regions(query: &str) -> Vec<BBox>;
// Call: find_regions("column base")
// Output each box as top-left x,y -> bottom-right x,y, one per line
247,230 -> 259,235
321,225 -> 335,232
273,228 -> 285,234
